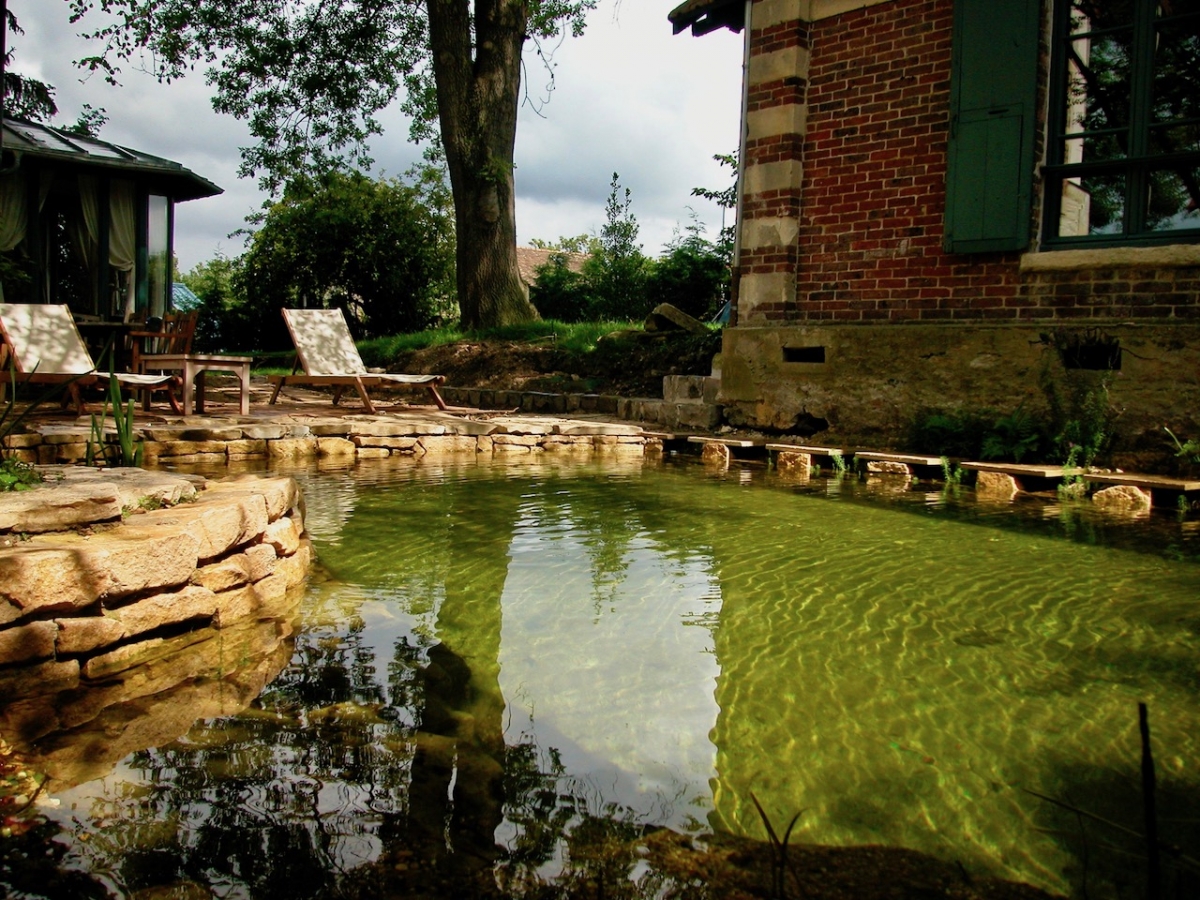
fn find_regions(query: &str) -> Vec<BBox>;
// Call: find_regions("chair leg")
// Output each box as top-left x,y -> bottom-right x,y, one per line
427,384 -> 448,410
68,383 -> 88,415
352,377 -> 377,414
166,377 -> 184,415
269,379 -> 285,405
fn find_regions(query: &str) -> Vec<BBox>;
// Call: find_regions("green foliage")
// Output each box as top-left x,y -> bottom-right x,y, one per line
690,151 -> 738,261
529,176 -> 730,324
179,254 -> 250,353
1044,373 -> 1118,467
645,222 -> 729,322
941,456 -> 963,486
583,173 -> 650,321
4,11 -> 58,123
1165,426 -> 1200,465
358,319 -> 636,367
906,409 -> 991,459
528,234 -> 599,254
829,449 -> 847,476
70,0 -> 597,194
980,406 -> 1043,463
0,358 -> 70,492
235,168 -> 456,349
0,457 -> 41,492
529,253 -> 594,323
86,378 -> 143,469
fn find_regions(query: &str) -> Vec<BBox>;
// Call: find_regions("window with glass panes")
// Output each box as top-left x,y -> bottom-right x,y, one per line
1044,0 -> 1200,245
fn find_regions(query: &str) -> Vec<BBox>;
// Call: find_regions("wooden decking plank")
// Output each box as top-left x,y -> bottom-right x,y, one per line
1083,472 -> 1200,492
688,436 -> 765,449
960,461 -> 1067,478
765,443 -> 847,456
856,451 -> 944,467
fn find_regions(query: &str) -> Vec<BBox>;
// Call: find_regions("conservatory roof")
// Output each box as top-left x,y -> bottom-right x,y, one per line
0,117 -> 222,202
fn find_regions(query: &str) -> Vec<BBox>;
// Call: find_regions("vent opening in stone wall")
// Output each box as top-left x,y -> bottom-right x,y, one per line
783,346 -> 826,364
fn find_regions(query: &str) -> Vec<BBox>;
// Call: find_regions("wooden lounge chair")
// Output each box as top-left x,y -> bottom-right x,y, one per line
268,308 -> 447,413
0,303 -> 176,413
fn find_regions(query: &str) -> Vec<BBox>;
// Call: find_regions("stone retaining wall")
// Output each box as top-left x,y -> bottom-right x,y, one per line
0,469 -> 311,746
2,412 -> 658,466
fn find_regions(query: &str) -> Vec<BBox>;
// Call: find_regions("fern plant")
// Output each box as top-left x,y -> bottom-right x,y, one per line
981,406 -> 1042,462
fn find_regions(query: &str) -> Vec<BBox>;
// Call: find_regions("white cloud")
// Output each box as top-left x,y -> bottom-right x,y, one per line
13,0 -> 742,268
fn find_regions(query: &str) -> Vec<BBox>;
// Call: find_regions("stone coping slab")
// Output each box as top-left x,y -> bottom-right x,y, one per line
1,468 -> 204,535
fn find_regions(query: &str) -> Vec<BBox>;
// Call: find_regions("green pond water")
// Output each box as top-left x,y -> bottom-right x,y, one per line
5,456 -> 1200,898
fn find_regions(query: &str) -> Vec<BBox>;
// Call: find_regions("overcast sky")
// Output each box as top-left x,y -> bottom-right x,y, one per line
14,1 -> 743,271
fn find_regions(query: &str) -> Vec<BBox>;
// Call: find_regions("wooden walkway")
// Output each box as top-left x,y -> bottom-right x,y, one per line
685,438 -> 1200,506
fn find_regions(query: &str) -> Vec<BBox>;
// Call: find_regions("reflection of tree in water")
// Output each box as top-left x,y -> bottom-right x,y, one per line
1065,1 -> 1200,231
0,465 -> 724,898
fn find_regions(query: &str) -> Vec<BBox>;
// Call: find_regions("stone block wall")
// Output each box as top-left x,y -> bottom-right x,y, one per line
0,471 -> 311,747
1,413 -> 658,467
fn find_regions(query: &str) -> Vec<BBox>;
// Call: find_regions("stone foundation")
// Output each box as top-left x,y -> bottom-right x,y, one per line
720,323 -> 1200,470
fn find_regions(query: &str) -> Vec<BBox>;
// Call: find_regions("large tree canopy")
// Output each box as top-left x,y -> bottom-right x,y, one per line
67,0 -> 597,329
4,9 -> 58,122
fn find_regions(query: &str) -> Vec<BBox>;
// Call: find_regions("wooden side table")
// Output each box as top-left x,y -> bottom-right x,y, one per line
139,354 -> 253,415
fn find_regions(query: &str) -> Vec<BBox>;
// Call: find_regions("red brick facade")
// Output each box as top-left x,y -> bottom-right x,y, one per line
739,0 -> 1200,325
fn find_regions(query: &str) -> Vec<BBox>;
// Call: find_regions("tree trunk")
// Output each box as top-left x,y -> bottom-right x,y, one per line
427,0 -> 541,329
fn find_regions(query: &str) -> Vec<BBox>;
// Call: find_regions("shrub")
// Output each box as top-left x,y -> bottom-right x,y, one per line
645,232 -> 728,322
529,254 -> 595,323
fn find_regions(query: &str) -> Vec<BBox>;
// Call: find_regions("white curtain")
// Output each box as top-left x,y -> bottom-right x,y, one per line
68,173 -> 100,271
109,179 -> 137,319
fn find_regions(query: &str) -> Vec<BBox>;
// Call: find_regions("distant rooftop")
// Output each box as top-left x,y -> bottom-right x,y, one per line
1,117 -> 222,202
516,247 -> 589,286
172,283 -> 203,310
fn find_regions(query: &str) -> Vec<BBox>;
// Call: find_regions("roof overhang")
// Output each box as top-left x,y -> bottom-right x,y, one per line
669,0 -> 746,36
1,117 -> 223,202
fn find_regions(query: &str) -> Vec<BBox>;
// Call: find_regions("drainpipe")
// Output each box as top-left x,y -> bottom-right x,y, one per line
729,0 -> 753,328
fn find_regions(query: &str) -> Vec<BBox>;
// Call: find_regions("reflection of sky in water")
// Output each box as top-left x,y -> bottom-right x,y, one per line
497,511 -> 721,835
13,461 -> 1200,899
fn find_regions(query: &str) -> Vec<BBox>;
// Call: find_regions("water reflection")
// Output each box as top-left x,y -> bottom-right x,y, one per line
3,458 -> 1198,899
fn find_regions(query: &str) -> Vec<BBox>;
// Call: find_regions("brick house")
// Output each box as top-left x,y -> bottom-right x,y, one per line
670,0 -> 1200,465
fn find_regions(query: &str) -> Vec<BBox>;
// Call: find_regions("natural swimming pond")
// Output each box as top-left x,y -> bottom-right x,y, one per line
4,456 -> 1199,898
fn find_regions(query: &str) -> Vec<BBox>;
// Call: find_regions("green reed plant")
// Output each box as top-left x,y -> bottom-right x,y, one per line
750,792 -> 804,900
829,449 -> 847,476
941,456 -> 963,488
86,376 -> 143,468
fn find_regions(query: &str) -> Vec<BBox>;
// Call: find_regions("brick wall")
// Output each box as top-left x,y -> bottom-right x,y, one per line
740,0 -> 1200,325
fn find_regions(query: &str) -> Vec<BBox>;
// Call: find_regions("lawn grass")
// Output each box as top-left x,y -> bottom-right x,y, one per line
356,319 -> 640,367
254,318 -> 719,377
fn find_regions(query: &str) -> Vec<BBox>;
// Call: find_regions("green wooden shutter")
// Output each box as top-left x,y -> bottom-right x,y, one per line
944,0 -> 1041,254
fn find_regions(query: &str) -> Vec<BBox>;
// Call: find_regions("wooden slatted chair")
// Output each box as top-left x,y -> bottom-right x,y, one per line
128,310 -> 199,413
